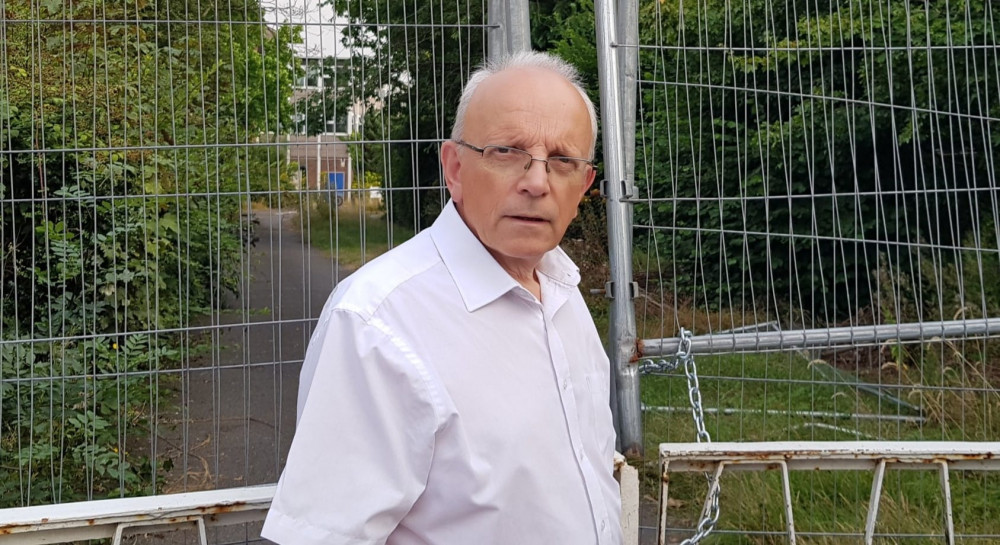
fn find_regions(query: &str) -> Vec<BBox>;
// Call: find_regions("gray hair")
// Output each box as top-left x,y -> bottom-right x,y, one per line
450,51 -> 598,158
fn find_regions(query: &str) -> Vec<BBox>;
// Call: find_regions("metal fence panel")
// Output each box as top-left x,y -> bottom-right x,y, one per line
5,0 -> 1000,542
0,0 -> 499,529
615,0 -> 1000,541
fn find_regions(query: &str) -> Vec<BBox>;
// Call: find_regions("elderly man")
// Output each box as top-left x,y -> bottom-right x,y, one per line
262,51 -> 622,545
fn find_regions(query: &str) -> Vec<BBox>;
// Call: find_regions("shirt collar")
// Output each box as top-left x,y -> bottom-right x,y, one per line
430,200 -> 581,312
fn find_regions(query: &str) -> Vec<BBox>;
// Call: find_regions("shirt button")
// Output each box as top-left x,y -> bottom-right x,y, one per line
562,378 -> 569,390
601,520 -> 607,531
578,450 -> 585,462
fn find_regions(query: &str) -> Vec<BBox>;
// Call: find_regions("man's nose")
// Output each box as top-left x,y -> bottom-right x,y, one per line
516,158 -> 550,196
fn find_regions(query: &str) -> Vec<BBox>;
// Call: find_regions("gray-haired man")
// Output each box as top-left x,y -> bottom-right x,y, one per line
263,51 -> 621,545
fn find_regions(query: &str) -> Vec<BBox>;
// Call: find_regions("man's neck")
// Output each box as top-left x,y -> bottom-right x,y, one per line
490,251 -> 542,301
510,268 -> 542,302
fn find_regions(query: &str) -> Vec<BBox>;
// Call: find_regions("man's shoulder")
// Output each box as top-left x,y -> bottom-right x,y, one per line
329,229 -> 443,319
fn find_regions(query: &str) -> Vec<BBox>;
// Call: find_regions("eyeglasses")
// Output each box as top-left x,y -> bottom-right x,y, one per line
454,140 -> 593,182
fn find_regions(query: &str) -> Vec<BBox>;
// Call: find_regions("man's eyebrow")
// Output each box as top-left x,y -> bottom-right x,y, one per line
494,139 -> 527,150
488,138 -> 583,157
549,144 -> 587,157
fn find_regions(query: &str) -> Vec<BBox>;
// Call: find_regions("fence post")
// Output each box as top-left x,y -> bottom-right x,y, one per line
594,0 -> 642,458
618,0 -> 638,182
488,0 -> 531,59
617,0 -> 640,461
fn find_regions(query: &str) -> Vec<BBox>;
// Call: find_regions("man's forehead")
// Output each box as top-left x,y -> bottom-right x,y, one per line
464,69 -> 590,136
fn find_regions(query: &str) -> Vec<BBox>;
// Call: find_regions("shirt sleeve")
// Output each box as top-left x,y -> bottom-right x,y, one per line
262,308 -> 441,545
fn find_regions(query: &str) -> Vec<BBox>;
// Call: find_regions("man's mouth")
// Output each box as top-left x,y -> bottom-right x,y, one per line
509,215 -> 546,223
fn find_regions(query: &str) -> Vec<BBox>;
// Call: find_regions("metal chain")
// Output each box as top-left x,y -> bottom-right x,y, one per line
642,328 -> 721,545
637,358 -> 681,374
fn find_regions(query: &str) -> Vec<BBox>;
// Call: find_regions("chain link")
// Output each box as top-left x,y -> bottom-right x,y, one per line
642,328 -> 721,545
637,358 -> 681,374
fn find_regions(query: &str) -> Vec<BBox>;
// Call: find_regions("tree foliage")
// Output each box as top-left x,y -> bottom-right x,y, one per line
290,57 -> 360,136
0,0 -> 299,505
329,0 -> 487,228
636,0 -> 1000,321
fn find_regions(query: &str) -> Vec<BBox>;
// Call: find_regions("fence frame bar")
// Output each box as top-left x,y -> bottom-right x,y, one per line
937,461 -> 956,545
641,318 -> 1000,357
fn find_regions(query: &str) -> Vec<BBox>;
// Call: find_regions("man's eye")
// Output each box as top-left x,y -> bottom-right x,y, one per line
553,157 -> 573,165
494,146 -> 515,154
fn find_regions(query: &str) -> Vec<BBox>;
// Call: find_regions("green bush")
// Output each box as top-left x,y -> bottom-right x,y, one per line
638,0 -> 1000,320
0,0 -> 299,506
0,335 -> 173,504
333,0 -> 486,230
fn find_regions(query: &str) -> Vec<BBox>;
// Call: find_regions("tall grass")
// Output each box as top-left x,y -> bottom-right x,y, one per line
304,196 -> 415,270
643,347 -> 1000,543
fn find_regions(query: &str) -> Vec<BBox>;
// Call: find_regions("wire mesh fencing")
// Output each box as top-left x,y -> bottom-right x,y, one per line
618,0 -> 1000,541
5,0 -> 1000,543
0,0 -> 493,530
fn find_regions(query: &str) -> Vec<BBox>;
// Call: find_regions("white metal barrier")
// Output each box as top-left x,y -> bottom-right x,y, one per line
0,485 -> 274,545
658,441 -> 1000,545
615,452 -> 640,545
0,459 -> 640,545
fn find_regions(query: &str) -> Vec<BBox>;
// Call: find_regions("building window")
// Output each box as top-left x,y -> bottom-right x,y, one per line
298,59 -> 321,88
326,117 -> 348,135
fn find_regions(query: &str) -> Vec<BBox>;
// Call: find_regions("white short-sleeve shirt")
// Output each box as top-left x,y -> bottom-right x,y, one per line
262,200 -> 622,545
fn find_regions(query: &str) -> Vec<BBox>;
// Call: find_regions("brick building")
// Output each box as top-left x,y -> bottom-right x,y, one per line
286,134 -> 352,201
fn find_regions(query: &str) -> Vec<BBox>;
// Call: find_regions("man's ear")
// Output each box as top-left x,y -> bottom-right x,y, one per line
441,140 -> 463,204
570,168 -> 598,221
579,167 -> 598,199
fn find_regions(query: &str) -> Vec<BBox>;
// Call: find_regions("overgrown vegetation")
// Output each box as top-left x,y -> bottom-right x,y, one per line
636,0 -> 1000,323
534,2 -> 1000,539
304,197 -> 415,270
328,0 -> 482,230
0,0 -> 299,506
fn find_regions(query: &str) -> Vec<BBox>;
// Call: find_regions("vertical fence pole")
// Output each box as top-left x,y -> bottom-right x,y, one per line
617,0 -> 640,460
488,0 -> 531,59
507,0 -> 531,54
619,0 -> 638,181
594,0 -> 642,458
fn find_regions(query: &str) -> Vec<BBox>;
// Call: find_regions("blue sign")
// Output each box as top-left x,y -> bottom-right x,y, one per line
327,172 -> 346,206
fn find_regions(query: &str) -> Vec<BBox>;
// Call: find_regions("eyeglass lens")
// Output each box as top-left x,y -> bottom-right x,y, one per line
481,146 -> 589,179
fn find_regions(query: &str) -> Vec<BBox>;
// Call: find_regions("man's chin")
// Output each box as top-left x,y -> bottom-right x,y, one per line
491,242 -> 558,262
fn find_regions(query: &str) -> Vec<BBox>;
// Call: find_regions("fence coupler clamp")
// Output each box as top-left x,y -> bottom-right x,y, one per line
604,280 -> 638,300
599,179 -> 637,200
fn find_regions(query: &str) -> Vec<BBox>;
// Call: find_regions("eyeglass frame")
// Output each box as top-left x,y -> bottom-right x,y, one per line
453,140 -> 594,178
